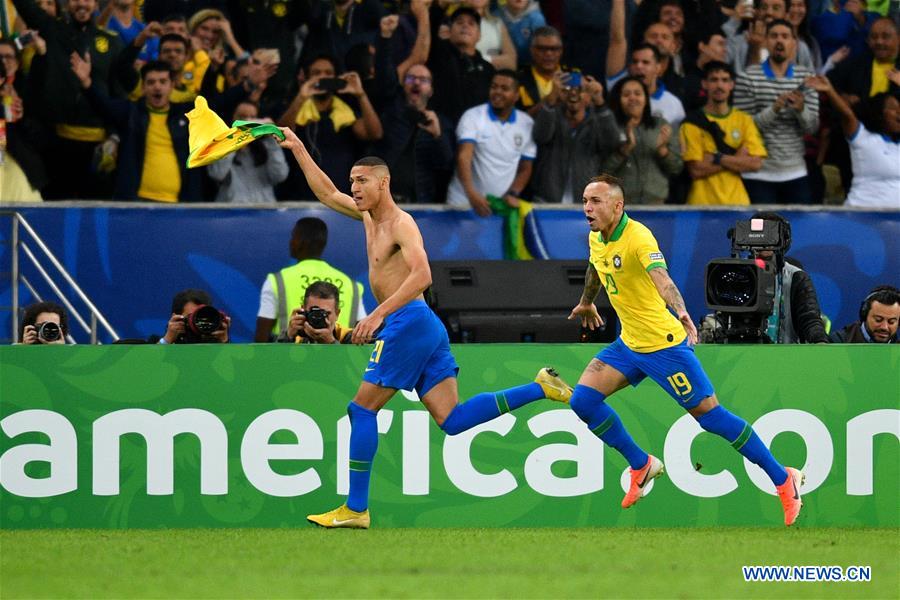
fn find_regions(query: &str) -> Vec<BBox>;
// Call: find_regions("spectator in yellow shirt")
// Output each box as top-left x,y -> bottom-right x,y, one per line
71,53 -> 202,202
681,61 -> 767,205
182,10 -> 244,95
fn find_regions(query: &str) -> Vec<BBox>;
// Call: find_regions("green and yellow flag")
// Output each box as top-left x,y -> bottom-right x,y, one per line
487,195 -> 550,261
185,96 -> 285,168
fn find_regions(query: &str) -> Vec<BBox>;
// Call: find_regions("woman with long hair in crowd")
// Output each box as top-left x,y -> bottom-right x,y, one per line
601,76 -> 683,204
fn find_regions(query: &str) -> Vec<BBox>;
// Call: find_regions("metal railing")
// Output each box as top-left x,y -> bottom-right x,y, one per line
1,211 -> 119,344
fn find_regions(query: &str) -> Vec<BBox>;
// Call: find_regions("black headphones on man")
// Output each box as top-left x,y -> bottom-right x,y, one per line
859,285 -> 900,322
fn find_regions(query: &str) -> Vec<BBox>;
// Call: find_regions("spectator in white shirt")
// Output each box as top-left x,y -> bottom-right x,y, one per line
448,69 -> 537,216
806,76 -> 900,208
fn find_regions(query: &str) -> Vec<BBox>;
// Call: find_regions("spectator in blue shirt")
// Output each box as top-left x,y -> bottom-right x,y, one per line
495,0 -> 546,66
100,0 -> 160,61
812,0 -> 878,61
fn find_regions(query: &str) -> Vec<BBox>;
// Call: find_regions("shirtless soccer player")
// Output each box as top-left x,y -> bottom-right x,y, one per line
278,127 -> 573,529
566,175 -> 804,526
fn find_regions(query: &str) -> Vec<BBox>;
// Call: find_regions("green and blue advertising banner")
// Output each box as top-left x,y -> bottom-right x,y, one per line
1,345 -> 897,529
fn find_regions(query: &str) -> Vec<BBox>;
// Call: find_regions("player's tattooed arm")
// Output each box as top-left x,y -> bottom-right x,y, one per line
650,267 -> 699,344
661,281 -> 687,315
651,268 -> 687,314
580,263 -> 602,305
568,262 -> 604,329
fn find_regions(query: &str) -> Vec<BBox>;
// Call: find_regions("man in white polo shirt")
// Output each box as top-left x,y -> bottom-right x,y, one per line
448,69 -> 537,216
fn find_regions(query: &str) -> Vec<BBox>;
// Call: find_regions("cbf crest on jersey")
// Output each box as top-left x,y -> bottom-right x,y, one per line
613,254 -> 622,269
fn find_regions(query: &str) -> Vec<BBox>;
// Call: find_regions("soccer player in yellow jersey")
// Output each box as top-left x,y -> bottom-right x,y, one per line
566,175 -> 804,526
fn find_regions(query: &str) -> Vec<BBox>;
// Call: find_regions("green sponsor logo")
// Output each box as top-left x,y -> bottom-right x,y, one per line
1,345 -> 897,528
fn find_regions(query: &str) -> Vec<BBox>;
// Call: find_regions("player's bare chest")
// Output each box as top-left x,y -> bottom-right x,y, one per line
365,229 -> 400,267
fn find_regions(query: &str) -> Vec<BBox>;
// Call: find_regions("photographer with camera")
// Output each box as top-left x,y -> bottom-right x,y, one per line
278,281 -> 352,344
158,289 -> 230,344
830,285 -> 900,343
19,301 -> 68,345
255,217 -> 366,342
703,211 -> 828,343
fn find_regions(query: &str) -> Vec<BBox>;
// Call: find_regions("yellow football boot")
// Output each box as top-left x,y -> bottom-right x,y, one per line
535,367 -> 574,403
307,504 -> 370,529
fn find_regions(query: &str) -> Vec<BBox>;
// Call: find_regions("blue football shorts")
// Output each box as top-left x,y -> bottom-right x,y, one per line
595,337 -> 715,409
362,299 -> 459,397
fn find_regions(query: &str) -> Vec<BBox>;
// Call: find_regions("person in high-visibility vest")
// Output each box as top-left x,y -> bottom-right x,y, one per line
254,217 -> 365,342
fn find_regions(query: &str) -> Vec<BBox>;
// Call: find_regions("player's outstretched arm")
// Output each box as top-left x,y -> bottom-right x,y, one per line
278,127 -> 363,220
350,216 -> 432,344
568,262 -> 604,329
649,267 -> 699,345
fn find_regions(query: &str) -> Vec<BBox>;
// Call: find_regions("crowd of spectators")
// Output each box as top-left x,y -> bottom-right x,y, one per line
1,0 -> 898,208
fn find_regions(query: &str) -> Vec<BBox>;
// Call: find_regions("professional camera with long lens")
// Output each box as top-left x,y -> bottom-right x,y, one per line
703,218 -> 788,343
36,321 -> 62,343
178,305 -> 228,343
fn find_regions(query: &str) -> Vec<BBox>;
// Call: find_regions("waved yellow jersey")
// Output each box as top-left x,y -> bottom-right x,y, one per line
185,96 -> 284,168
588,213 -> 686,352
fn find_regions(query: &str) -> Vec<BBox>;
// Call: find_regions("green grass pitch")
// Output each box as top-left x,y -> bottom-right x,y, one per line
2,528 -> 897,598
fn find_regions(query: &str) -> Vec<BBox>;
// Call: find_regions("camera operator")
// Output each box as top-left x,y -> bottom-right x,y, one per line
278,281 -> 351,344
750,212 -> 827,343
158,289 -> 231,344
19,301 -> 68,345
713,211 -> 828,343
830,285 -> 899,343
703,211 -> 828,343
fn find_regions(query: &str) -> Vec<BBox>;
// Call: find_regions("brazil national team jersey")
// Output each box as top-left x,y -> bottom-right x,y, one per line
588,213 -> 686,353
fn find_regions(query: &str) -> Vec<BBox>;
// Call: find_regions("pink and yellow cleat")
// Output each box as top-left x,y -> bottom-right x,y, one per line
622,455 -> 665,509
776,467 -> 804,526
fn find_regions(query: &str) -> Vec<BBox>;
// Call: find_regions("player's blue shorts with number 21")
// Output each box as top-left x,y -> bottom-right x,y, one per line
362,299 -> 459,397
596,338 -> 715,409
